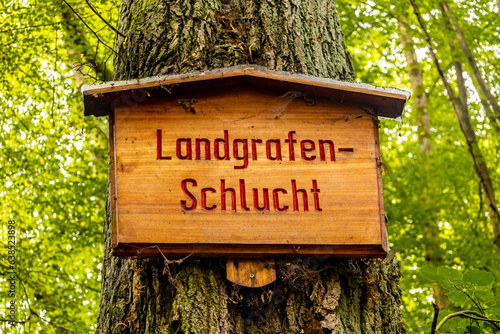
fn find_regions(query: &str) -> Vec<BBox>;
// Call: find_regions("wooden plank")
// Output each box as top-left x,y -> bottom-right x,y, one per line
109,111 -> 118,247
82,66 -> 410,118
226,259 -> 276,288
244,69 -> 409,100
374,121 -> 388,252
112,243 -> 386,257
82,69 -> 245,96
109,85 -> 387,257
81,66 -> 409,100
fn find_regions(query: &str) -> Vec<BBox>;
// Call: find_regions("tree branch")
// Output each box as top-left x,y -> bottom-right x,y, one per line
431,303 -> 439,334
61,0 -> 116,55
454,284 -> 484,314
0,317 -> 31,324
84,0 -> 126,38
0,17 -> 90,34
436,310 -> 500,332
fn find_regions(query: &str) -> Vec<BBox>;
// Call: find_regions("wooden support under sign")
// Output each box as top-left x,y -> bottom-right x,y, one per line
226,258 -> 276,288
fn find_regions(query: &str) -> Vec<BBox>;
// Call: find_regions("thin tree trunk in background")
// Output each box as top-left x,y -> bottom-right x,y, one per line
398,17 -> 431,154
95,0 -> 406,333
411,0 -> 500,250
441,1 -> 500,126
398,11 -> 449,308
439,2 -> 467,107
440,1 -> 498,241
479,98 -> 500,132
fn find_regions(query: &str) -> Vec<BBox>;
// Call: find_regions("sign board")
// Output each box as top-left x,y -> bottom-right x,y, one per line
82,66 -> 410,257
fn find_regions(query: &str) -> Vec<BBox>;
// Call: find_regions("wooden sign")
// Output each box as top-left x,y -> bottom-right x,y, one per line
82,66 -> 410,257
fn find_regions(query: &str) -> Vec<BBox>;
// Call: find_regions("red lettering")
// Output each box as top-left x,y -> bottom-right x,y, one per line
285,131 -> 296,161
292,180 -> 309,212
338,148 -> 354,152
300,140 -> 316,161
215,130 -> 230,160
201,188 -> 216,211
181,178 -> 321,213
251,139 -> 262,160
273,188 -> 288,212
253,188 -> 270,211
319,140 -> 335,161
239,179 -> 250,211
310,180 -> 322,212
176,138 -> 192,160
181,179 -> 197,210
233,139 -> 249,169
266,139 -> 282,161
221,179 -> 236,211
159,131 -> 340,166
156,130 -> 172,160
195,138 -> 211,160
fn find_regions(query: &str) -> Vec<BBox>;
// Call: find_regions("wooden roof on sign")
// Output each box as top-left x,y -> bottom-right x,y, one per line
81,65 -> 411,119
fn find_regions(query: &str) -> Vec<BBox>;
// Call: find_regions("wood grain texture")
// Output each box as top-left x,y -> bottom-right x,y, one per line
111,85 -> 387,257
108,113 -> 118,248
82,66 -> 410,118
82,67 -> 408,100
226,259 -> 277,288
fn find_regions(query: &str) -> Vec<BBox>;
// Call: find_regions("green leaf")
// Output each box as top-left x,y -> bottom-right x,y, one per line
447,290 -> 467,305
439,280 -> 455,291
420,265 -> 441,281
463,270 -> 495,286
474,289 -> 495,302
485,322 -> 499,331
454,318 -> 470,333
467,326 -> 481,334
487,304 -> 500,319
437,266 -> 463,281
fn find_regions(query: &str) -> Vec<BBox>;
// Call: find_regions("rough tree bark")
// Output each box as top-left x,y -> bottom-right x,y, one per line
95,1 -> 406,333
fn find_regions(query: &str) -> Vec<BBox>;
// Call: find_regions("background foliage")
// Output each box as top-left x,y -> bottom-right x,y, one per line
1,0 -> 499,333
336,0 -> 500,331
0,0 -> 116,332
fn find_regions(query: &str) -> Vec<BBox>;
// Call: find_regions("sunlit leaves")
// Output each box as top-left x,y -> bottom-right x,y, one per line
0,0 -> 116,332
464,270 -> 495,287
420,265 -> 499,333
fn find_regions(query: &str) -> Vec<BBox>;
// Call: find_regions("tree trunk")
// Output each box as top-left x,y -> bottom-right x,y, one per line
398,11 -> 449,309
398,16 -> 431,154
440,1 -> 500,125
411,0 -> 500,249
439,1 -> 500,247
95,1 -> 406,333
